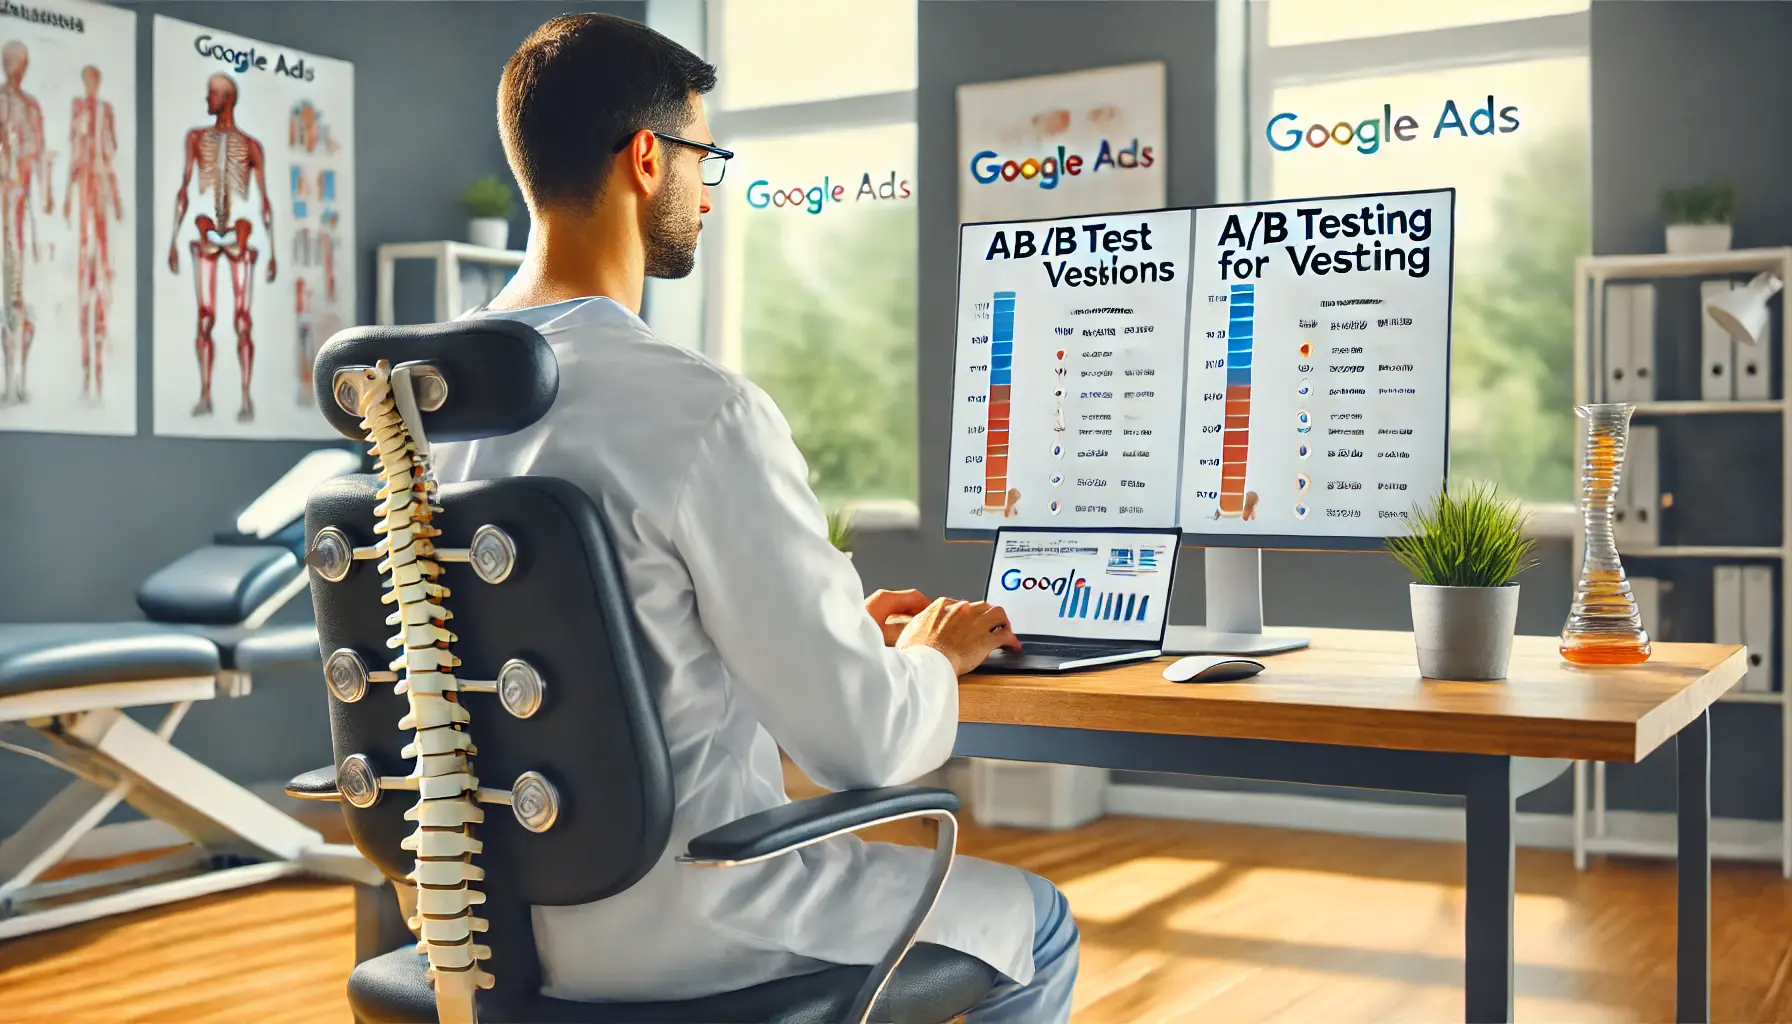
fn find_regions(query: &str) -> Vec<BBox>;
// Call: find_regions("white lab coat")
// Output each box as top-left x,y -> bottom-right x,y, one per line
431,296 -> 1036,1003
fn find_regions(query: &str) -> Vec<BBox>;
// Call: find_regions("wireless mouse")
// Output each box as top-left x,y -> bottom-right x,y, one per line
1162,656 -> 1266,684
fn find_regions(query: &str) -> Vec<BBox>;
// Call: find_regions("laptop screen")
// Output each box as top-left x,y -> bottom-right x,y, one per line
984,528 -> 1179,643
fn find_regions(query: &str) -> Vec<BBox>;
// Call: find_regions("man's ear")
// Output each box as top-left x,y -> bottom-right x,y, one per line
618,129 -> 664,196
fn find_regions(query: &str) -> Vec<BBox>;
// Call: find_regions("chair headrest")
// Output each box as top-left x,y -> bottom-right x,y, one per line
312,319 -> 557,443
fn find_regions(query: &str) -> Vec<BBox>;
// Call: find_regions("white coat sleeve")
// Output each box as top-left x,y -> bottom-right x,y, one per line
667,384 -> 961,791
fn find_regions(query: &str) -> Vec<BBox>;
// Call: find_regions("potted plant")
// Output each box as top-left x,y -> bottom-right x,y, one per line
827,507 -> 855,560
460,175 -> 515,251
1662,183 -> 1735,254
1387,483 -> 1538,680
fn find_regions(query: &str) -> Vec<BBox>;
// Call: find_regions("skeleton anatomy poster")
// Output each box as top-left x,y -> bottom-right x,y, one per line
0,0 -> 136,436
152,15 -> 353,439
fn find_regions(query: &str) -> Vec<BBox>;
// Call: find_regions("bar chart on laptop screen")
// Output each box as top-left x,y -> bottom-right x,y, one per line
948,209 -> 1194,534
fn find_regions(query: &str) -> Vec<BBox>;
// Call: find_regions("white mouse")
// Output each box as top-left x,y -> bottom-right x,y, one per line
1163,656 -> 1266,684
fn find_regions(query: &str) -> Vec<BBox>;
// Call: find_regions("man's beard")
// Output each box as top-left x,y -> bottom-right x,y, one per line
644,164 -> 701,279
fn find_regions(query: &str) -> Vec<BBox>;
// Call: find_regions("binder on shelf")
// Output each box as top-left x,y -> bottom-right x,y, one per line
1603,283 -> 1634,403
1743,565 -> 1775,692
1736,293 -> 1774,401
1630,576 -> 1663,638
1615,424 -> 1659,548
1701,279 -> 1737,401
1629,283 -> 1656,402
1714,563 -> 1743,659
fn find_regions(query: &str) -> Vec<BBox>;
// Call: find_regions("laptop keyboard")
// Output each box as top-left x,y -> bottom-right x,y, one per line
994,641 -> 1106,659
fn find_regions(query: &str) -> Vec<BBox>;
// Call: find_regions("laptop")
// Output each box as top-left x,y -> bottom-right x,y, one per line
974,526 -> 1180,673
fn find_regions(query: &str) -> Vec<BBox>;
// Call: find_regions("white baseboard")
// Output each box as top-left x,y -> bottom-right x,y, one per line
1106,783 -> 1785,863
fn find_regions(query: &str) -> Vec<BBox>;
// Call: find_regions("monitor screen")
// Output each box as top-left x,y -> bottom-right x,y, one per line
1180,189 -> 1454,547
944,188 -> 1454,550
984,528 -> 1179,643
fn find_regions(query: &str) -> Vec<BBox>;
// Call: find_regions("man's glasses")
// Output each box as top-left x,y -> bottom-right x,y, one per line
612,130 -> 734,186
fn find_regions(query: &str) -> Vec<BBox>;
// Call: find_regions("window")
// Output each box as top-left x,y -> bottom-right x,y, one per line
706,0 -> 920,521
1236,0 -> 1591,506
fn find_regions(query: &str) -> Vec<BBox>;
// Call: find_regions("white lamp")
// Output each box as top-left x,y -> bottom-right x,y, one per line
1706,271 -> 1783,346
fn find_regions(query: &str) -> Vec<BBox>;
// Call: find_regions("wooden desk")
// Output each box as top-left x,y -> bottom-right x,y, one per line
954,627 -> 1745,1024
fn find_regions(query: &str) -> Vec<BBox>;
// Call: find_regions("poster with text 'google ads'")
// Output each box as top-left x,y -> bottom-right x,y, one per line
946,188 -> 1455,541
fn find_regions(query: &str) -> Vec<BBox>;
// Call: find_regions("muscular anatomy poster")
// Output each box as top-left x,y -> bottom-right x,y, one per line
0,0 -> 135,436
152,15 -> 353,439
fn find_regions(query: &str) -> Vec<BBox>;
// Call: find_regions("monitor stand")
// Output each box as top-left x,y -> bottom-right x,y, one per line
1163,547 -> 1310,656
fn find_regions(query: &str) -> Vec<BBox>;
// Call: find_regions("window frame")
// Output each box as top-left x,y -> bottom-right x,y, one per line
697,0 -> 922,527
1220,0 -> 1591,534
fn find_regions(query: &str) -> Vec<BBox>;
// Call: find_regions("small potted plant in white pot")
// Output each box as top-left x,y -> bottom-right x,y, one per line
827,507 -> 854,561
1662,182 -> 1735,254
1387,483 -> 1538,681
461,175 -> 515,251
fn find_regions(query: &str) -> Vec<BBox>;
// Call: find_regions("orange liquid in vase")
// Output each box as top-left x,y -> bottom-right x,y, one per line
1561,424 -> 1652,665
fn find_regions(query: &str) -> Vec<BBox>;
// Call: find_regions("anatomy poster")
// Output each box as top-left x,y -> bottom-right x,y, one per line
152,15 -> 353,439
0,0 -> 136,436
957,62 -> 1166,226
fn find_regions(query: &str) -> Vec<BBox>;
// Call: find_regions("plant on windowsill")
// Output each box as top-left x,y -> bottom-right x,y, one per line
827,507 -> 855,560
460,174 -> 516,252
1661,182 -> 1736,255
1387,482 -> 1538,681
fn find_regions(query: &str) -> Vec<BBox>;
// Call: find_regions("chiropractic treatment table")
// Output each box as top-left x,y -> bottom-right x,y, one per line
0,449 -> 384,940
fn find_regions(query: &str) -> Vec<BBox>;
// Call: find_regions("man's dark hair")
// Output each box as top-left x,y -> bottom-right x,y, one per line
499,14 -> 717,209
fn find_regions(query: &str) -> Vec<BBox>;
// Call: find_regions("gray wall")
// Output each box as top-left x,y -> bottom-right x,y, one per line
860,0 -> 1787,820
0,1 -> 642,835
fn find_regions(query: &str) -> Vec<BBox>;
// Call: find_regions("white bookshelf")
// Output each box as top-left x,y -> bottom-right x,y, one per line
375,241 -> 524,326
1570,247 -> 1792,876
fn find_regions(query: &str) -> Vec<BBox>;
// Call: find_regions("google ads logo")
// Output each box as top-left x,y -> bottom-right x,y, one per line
969,139 -> 1156,190
746,171 -> 911,215
1001,568 -> 1087,595
1268,97 -> 1520,155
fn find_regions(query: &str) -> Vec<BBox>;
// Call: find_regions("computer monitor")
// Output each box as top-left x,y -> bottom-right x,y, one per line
946,188 -> 1455,655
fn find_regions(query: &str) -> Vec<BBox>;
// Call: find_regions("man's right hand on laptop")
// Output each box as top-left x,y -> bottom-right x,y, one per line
895,597 -> 1023,676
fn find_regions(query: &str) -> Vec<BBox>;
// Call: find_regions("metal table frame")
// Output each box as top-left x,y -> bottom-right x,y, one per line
955,712 -> 1712,1024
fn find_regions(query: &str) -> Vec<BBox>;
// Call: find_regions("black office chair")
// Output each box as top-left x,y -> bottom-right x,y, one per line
286,319 -> 998,1024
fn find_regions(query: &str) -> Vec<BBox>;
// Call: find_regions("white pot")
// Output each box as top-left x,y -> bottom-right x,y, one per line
1665,222 -> 1731,255
1409,583 -> 1520,681
468,217 -> 510,251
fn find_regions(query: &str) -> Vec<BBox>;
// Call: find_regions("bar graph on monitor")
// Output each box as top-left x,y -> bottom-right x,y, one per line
984,291 -> 1015,515
1219,283 -> 1255,519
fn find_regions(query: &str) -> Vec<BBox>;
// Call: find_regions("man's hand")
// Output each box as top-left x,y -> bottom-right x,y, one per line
896,597 -> 1021,677
865,588 -> 931,646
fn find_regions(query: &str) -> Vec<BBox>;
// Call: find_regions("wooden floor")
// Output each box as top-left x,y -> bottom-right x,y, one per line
5,810 -> 1792,1023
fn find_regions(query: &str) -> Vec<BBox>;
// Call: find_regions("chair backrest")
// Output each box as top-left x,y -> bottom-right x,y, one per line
303,319 -> 675,1020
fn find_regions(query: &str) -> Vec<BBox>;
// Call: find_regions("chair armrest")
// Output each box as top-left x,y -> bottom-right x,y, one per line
285,764 -> 341,801
682,785 -> 963,1024
681,785 -> 959,866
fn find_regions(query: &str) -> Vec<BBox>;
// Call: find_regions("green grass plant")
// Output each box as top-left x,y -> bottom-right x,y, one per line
1386,482 -> 1538,588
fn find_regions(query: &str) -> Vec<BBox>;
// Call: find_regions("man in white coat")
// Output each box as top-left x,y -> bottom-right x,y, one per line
431,13 -> 1081,1022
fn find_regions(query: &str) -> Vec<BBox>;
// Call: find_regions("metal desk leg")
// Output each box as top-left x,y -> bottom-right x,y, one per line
1464,755 -> 1515,1023
1678,710 -> 1711,1023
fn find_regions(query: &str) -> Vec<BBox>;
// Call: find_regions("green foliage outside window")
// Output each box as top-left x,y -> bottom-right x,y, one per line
1448,127 -> 1589,503
740,206 -> 919,508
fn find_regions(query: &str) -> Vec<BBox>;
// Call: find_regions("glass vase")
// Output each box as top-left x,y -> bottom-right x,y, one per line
1561,403 -> 1652,665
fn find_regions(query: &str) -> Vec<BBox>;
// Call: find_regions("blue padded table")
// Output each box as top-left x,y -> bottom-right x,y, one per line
955,627 -> 1744,1023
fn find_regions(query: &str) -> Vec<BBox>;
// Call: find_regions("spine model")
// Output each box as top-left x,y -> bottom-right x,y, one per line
342,362 -> 491,1023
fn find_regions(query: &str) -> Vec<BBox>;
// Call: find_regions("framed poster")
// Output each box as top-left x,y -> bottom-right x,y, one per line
152,15 -> 353,438
957,62 -> 1166,225
0,0 -> 137,435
